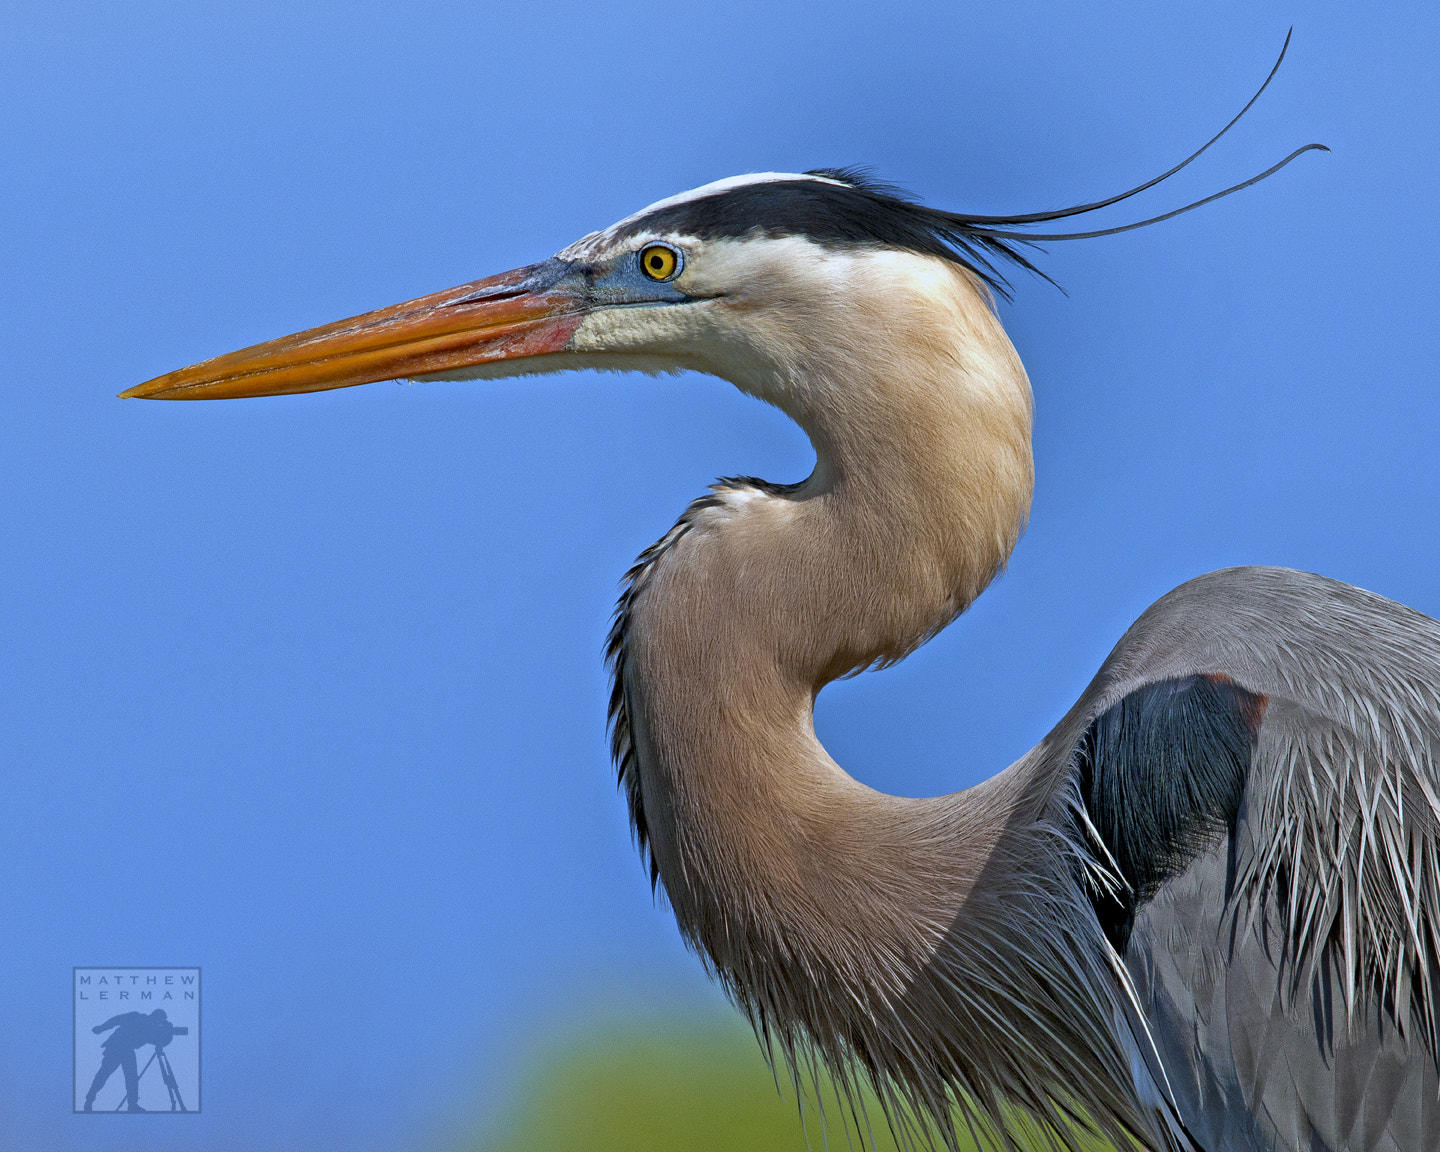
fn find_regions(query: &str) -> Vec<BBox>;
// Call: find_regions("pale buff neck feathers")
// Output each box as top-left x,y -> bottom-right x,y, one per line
613,245 -> 1034,987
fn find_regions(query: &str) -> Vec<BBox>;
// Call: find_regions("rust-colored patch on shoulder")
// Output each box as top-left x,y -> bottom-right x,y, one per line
1202,673 -> 1269,739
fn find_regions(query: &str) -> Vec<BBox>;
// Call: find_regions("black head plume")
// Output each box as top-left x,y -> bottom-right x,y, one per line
807,30 -> 1326,298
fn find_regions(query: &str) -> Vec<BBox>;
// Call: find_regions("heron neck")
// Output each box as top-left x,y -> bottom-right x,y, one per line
620,272 -> 1035,983
612,263 -> 1145,1147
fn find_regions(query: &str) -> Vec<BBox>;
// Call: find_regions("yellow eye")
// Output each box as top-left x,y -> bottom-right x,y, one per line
639,243 -> 681,281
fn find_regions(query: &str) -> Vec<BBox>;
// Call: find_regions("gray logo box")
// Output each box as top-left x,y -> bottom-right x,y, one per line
73,967 -> 201,1113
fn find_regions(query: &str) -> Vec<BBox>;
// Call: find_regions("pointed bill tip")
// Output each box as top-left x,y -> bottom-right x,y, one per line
119,379 -> 180,400
119,263 -> 586,402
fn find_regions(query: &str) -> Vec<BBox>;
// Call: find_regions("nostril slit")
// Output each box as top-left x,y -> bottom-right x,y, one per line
446,285 -> 528,306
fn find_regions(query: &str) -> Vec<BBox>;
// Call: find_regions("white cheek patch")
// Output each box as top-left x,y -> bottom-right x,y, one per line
551,310 -> 702,378
571,306 -> 693,354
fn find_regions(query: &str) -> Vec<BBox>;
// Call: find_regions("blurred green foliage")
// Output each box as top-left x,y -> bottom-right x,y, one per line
474,1015 -> 900,1152
472,1014 -> 1120,1152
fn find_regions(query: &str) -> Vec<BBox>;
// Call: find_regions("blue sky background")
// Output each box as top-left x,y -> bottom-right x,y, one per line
2,2 -> 1437,1148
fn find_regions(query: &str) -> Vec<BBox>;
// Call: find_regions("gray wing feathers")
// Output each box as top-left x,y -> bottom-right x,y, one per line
1130,803 -> 1440,1151
1100,568 -> 1440,1150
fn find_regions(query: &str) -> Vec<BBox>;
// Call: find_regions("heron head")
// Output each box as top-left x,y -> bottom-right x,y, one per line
123,104 -> 1324,406
119,171 -> 1021,405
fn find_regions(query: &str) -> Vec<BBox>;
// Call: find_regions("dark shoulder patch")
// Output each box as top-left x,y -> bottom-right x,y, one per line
1076,674 -> 1267,952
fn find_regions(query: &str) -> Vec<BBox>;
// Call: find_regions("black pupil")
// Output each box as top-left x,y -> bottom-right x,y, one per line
649,253 -> 663,270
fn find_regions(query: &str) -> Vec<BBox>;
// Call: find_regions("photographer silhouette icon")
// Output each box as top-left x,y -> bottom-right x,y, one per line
82,1008 -> 190,1112
73,968 -> 200,1113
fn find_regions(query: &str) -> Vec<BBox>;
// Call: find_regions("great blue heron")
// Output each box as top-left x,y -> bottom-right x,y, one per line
121,54 -> 1437,1152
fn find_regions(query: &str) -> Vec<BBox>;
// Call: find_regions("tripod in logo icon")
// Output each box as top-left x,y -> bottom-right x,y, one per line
83,1008 -> 190,1113
122,1038 -> 188,1112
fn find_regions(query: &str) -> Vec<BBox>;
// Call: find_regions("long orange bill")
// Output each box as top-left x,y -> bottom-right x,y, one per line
120,259 -> 588,401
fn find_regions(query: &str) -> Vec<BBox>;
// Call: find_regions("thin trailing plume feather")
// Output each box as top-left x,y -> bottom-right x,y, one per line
804,31 -> 1326,297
